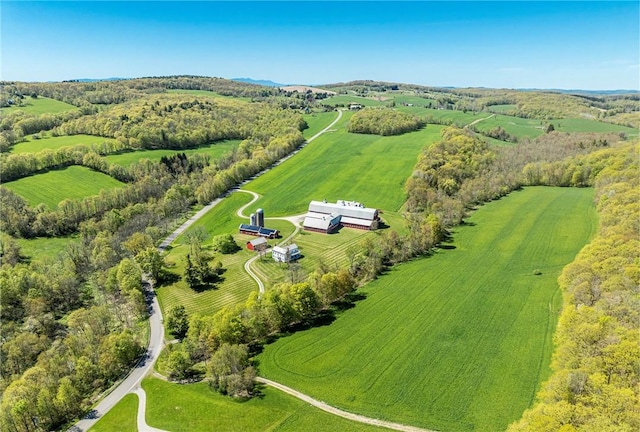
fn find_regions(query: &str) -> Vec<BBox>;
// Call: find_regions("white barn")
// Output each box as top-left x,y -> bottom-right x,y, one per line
302,212 -> 341,234
304,200 -> 379,231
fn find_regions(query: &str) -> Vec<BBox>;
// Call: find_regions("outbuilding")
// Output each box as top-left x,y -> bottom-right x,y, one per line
246,237 -> 267,252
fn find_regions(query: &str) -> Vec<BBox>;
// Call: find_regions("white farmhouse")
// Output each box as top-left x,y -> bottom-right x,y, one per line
272,244 -> 301,263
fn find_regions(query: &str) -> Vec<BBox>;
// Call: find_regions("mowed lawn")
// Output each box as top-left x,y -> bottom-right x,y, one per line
104,140 -> 241,167
157,192 -> 296,319
138,377 -> 384,432
258,187 -> 597,432
0,97 -> 78,115
2,165 -> 125,208
89,393 -> 137,432
245,112 -> 444,216
11,134 -> 118,154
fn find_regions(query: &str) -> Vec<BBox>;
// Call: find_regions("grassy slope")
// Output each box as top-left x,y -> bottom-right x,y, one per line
0,97 -> 78,115
157,193 -> 295,318
258,187 -> 597,432
155,113 -> 341,319
245,112 -> 444,216
11,134 -> 118,154
166,88 -> 251,101
141,377 -> 383,432
89,393 -> 138,432
3,165 -> 125,208
104,139 -> 241,167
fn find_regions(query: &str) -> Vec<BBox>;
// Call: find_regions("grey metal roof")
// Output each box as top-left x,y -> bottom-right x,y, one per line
303,212 -> 341,230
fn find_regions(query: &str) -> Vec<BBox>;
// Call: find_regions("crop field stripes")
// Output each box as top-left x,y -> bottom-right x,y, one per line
258,187 -> 597,431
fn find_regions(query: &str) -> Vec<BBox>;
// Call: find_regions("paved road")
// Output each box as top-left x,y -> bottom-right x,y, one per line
70,280 -> 165,431
71,110 -> 343,431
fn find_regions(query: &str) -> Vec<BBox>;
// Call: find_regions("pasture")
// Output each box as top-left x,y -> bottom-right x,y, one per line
420,108 -> 487,126
323,94 -> 387,107
104,140 -> 240,167
11,134 -> 118,154
2,166 -> 125,209
137,377 -> 383,432
472,114 -> 546,139
553,117 -> 638,136
258,187 -> 597,432
1,97 -> 78,115
245,112 -> 445,216
302,111 -> 340,138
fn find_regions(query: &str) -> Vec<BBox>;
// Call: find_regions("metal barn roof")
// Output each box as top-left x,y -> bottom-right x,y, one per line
309,200 -> 377,221
303,212 -> 341,231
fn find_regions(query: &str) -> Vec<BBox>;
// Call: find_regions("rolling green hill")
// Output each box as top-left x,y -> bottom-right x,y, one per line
258,186 -> 597,431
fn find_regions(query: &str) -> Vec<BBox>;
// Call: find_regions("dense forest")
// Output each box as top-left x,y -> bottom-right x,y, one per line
0,77 -> 637,431
347,107 -> 423,136
0,79 -> 310,431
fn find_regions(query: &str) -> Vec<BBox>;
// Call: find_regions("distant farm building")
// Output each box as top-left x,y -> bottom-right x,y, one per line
272,244 -> 301,263
303,200 -> 379,232
239,208 -> 279,238
349,103 -> 363,110
246,237 -> 268,252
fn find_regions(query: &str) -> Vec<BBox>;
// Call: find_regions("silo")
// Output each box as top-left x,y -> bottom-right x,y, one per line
250,213 -> 257,226
256,208 -> 264,227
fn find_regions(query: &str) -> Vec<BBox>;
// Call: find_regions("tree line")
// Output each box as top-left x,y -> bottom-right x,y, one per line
508,142 -> 639,431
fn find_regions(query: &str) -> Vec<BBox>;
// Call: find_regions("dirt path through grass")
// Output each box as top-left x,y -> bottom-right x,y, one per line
256,377 -> 436,432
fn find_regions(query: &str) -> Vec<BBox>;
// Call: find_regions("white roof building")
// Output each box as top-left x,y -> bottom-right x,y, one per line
303,212 -> 341,233
272,244 -> 301,263
305,200 -> 379,231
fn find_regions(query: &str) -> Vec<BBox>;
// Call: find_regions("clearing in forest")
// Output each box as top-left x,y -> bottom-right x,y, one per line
0,97 -> 78,115
258,186 -> 597,432
3,165 -> 125,208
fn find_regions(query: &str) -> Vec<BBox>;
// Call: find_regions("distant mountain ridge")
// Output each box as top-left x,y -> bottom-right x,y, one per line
231,78 -> 286,87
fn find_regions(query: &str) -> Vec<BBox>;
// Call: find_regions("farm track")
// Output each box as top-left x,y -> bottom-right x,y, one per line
256,377 -> 436,432
81,106 -> 438,432
74,109 -> 347,431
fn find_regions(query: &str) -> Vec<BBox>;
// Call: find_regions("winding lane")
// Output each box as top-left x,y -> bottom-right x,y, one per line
73,108 -> 432,432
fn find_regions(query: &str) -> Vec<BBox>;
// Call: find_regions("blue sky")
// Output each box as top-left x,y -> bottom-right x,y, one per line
1,1 -> 638,89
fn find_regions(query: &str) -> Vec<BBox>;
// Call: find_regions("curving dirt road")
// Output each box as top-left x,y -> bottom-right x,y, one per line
256,378 -> 436,432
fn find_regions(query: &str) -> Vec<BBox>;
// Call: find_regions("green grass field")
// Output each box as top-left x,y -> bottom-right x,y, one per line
104,140 -> 241,167
302,111 -> 339,138
553,117 -> 638,136
89,393 -> 137,432
1,97 -> 78,115
323,95 -> 387,107
486,104 -> 517,113
258,187 -> 597,432
11,134 -> 118,154
140,377 -> 383,432
16,235 -> 77,263
244,112 -> 444,216
421,108 -> 487,126
2,165 -> 125,209
473,114 -> 546,139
